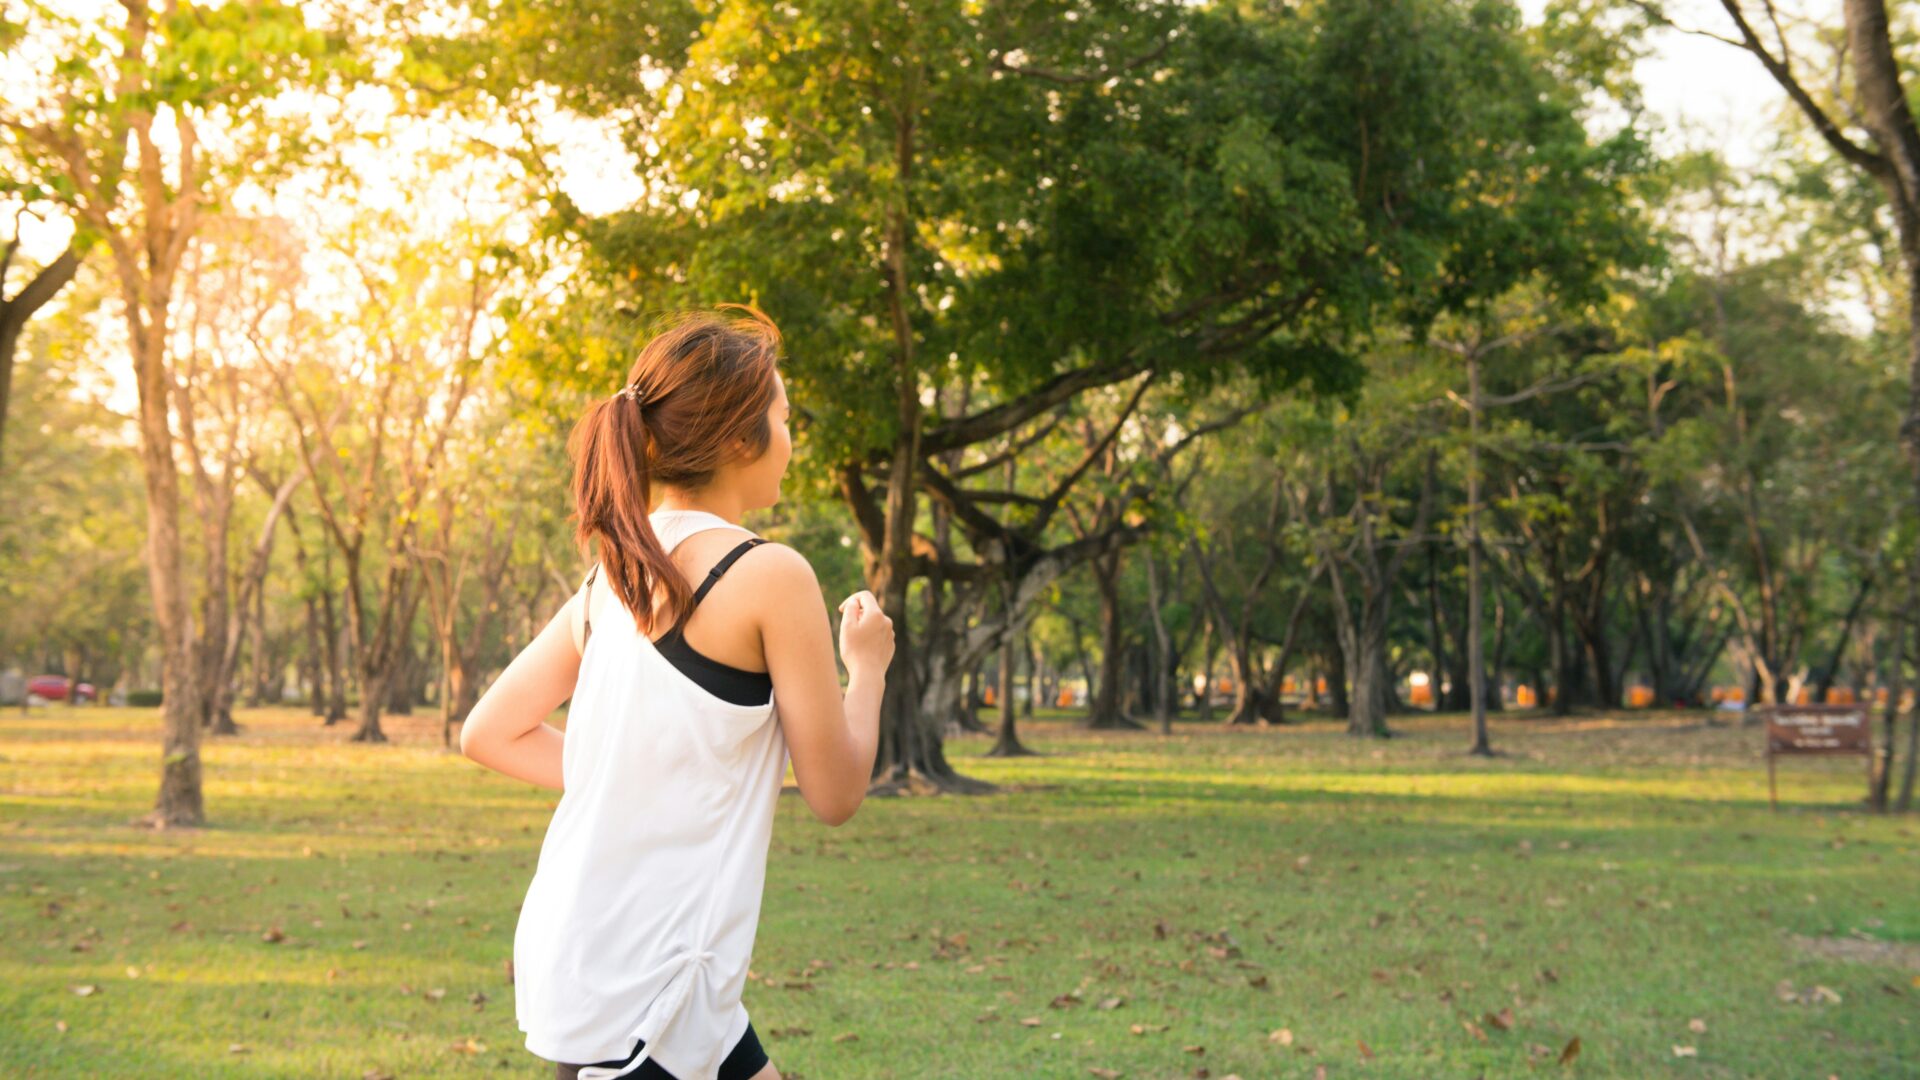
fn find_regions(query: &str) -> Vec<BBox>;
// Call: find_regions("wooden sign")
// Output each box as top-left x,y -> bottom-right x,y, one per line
1755,704 -> 1873,810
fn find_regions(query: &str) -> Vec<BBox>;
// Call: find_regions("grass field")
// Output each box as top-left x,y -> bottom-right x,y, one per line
1,703 -> 1915,1079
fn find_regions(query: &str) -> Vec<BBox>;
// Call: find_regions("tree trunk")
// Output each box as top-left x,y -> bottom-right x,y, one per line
354,667 -> 391,744
1144,554 -> 1175,736
135,328 -> 205,825
386,635 -> 416,716
1548,596 -> 1573,716
1585,630 -> 1617,710
303,594 -> 323,715
1224,635 -> 1259,726
197,500 -> 239,736
1195,624 -> 1216,723
1466,351 -> 1491,754
1894,557 -> 1918,811
247,569 -> 271,707
1487,589 -> 1508,712
1086,549 -> 1141,730
988,609 -> 1036,757
320,587 -> 348,724
1023,629 -> 1038,719
1328,644 -> 1350,718
1347,605 -> 1394,738
1814,573 -> 1875,702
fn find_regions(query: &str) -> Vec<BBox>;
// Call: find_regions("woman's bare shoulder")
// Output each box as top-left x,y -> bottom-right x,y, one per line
736,540 -> 819,592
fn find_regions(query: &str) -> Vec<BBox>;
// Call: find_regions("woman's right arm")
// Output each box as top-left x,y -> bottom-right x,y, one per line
753,544 -> 893,826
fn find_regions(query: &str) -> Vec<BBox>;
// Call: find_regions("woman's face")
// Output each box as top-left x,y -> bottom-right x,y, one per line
733,371 -> 792,510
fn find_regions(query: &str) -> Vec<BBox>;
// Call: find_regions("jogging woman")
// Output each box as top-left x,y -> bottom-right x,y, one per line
459,307 -> 893,1080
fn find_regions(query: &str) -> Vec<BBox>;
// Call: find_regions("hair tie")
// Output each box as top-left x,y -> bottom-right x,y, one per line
618,383 -> 644,407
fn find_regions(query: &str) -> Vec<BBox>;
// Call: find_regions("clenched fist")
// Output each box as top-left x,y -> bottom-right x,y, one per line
837,590 -> 895,679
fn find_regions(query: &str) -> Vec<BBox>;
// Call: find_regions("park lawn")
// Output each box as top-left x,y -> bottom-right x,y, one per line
1,705 -> 1915,1079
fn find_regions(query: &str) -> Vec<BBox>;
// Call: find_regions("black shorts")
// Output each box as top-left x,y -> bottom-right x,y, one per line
554,1021 -> 768,1080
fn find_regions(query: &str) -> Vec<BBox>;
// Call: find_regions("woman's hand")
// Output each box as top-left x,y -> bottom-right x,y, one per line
837,590 -> 895,679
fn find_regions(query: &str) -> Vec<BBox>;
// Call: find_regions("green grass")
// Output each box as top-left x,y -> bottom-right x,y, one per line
2,704 -> 1916,1079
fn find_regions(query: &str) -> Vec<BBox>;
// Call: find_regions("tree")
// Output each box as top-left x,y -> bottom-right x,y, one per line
172,214 -> 309,734
1,0 -> 348,824
1186,405 -> 1327,727
1628,0 -> 1920,808
265,217 -> 501,743
474,0 -> 1647,783
1310,348 -> 1445,737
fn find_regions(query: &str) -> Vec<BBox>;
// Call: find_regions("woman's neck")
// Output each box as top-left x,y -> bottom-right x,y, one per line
652,487 -> 746,525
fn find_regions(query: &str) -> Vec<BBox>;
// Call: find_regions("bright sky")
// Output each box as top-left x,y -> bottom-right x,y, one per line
1518,0 -> 1827,169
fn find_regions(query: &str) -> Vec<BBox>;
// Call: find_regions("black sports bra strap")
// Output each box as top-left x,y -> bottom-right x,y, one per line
584,538 -> 764,647
689,537 -> 769,609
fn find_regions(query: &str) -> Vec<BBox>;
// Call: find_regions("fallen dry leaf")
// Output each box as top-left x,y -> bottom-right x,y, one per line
1463,1020 -> 1487,1042
447,1037 -> 486,1054
227,1044 -> 249,1054
1129,1022 -> 1169,1035
261,927 -> 285,944
1688,1018 -> 1706,1033
1486,1007 -> 1515,1031
1559,1036 -> 1582,1065
833,1032 -> 859,1044
1357,1037 -> 1374,1059
1088,1070 -> 1121,1080
1672,1045 -> 1697,1058
1268,1028 -> 1293,1046
69,985 -> 98,997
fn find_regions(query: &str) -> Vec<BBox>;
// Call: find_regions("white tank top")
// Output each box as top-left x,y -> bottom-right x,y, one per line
514,510 -> 788,1079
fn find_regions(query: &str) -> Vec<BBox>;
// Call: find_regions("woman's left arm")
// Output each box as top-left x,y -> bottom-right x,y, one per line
458,593 -> 583,791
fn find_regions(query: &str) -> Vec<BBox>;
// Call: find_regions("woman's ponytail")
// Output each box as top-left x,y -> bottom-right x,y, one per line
567,308 -> 782,636
567,389 -> 690,636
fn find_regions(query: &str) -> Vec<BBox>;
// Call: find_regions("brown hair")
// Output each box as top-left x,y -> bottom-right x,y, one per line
569,305 -> 783,635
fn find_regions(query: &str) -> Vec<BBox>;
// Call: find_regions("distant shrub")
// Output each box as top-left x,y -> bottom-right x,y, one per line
127,690 -> 164,707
